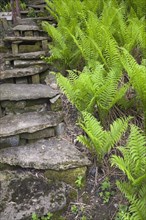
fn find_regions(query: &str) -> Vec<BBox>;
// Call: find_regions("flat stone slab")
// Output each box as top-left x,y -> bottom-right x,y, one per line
4,51 -> 48,60
0,84 -> 59,101
0,12 -> 12,20
0,138 -> 91,170
22,16 -> 54,21
28,4 -> 46,9
4,36 -> 49,42
0,112 -> 63,138
0,171 -> 66,220
27,0 -> 45,4
0,65 -> 48,80
0,135 -> 20,149
13,25 -> 39,31
14,60 -> 46,67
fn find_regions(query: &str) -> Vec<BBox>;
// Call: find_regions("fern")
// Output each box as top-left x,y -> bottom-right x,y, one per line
120,48 -> 146,132
43,0 -> 145,71
57,65 -> 129,124
111,125 -> 146,219
77,112 -> 130,163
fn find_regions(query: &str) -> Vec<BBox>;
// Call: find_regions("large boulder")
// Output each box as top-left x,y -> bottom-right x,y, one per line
0,171 -> 67,220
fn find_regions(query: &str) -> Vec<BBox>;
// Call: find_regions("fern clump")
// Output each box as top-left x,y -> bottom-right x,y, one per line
121,48 -> 146,132
111,125 -> 146,219
42,1 -> 146,217
57,64 -> 128,125
77,112 -> 130,163
43,0 -> 145,70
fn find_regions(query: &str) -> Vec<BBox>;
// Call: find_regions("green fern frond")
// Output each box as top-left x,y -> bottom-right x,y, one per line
104,116 -> 131,153
77,112 -> 129,162
57,73 -> 75,103
111,156 -> 134,182
111,125 -> 146,183
111,124 -> 146,219
57,65 -> 128,123
117,181 -> 146,219
121,48 -> 146,131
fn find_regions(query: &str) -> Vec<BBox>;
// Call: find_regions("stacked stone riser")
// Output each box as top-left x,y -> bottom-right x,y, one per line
0,0 -> 66,163
0,1 -> 91,219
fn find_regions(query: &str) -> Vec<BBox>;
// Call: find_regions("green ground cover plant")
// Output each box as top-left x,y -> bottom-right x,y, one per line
77,112 -> 130,163
43,0 -> 146,218
111,125 -> 146,219
0,1 -> 27,12
57,65 -> 129,126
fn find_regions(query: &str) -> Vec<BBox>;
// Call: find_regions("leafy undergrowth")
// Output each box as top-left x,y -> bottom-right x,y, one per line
40,0 -> 146,219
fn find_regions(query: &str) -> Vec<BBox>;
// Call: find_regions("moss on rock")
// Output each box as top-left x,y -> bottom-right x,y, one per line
19,44 -> 41,53
45,166 -> 87,187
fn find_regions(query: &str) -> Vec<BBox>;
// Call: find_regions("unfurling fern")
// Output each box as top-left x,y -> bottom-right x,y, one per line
111,125 -> 146,219
77,112 -> 130,163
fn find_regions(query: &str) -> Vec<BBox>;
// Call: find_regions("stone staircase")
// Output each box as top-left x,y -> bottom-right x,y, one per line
0,1 -> 91,219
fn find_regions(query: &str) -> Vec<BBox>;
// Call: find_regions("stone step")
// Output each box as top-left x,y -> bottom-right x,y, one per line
4,36 -> 50,42
27,0 -> 45,5
0,170 -> 66,220
0,138 -> 91,170
0,111 -> 63,138
0,65 -> 48,80
0,84 -> 59,101
13,60 -> 47,67
21,16 -> 54,22
20,10 -> 41,15
4,51 -> 48,60
28,4 -> 46,10
13,24 -> 39,31
0,12 -> 12,21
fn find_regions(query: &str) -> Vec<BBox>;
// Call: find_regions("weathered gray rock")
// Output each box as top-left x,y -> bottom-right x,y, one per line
1,100 -> 27,110
4,103 -> 47,115
0,84 -> 59,101
0,111 -> 63,137
13,25 -> 39,31
0,104 -> 2,117
27,0 -> 45,5
28,4 -> 46,9
0,171 -> 67,220
14,60 -> 46,67
4,36 -> 49,42
15,77 -> 28,84
1,99 -> 52,114
55,122 -> 65,136
0,65 -> 48,80
0,138 -> 91,170
45,167 -> 87,187
0,12 -> 12,21
21,16 -> 54,22
41,71 -> 57,88
20,127 -> 55,140
0,135 -> 20,149
15,17 -> 37,25
50,95 -> 62,111
19,44 -> 41,53
5,51 -> 47,60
